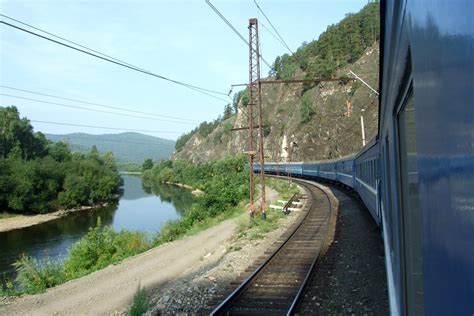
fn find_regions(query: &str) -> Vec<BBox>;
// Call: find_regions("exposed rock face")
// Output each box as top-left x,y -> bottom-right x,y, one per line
173,45 -> 379,163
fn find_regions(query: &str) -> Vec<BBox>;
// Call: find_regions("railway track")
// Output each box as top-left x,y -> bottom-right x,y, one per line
211,179 -> 336,315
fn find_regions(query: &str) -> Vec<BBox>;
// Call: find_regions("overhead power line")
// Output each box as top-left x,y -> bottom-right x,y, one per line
260,22 -> 286,48
0,94 -> 197,125
0,85 -> 201,123
205,0 -> 273,70
253,0 -> 293,55
0,15 -> 229,102
30,120 -> 184,134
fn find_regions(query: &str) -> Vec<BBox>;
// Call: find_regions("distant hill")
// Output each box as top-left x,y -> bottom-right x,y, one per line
46,132 -> 175,164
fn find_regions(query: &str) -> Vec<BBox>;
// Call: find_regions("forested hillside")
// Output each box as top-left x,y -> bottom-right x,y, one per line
46,132 -> 175,164
173,2 -> 380,163
0,106 -> 122,214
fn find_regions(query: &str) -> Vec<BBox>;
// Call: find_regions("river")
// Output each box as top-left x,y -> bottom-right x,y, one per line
0,175 -> 194,281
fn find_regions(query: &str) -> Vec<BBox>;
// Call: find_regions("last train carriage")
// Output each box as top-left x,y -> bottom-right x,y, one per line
256,1 -> 474,315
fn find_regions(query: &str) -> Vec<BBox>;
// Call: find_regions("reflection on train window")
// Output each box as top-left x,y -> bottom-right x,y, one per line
397,92 -> 424,315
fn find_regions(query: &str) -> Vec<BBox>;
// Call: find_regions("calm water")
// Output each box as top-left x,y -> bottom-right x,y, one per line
0,175 -> 194,280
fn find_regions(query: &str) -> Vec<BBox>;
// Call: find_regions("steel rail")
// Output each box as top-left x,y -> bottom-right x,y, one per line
211,178 -> 333,315
287,179 -> 334,314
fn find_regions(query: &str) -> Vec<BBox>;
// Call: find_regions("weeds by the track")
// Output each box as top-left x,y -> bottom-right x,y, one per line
128,284 -> 150,316
6,217 -> 151,296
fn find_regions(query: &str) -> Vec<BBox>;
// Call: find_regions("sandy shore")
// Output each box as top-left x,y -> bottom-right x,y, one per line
0,203 -> 111,233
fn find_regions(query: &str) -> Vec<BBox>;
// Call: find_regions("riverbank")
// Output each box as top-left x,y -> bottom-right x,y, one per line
164,182 -> 204,196
0,183 -> 304,315
0,199 -> 116,233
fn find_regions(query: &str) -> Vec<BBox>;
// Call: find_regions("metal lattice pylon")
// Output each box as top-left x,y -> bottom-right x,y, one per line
247,18 -> 266,217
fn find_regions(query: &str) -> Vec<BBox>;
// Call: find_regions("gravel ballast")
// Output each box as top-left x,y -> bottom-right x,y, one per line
297,184 -> 389,314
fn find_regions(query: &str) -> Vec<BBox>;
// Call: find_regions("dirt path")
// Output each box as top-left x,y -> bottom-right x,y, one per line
0,219 -> 237,315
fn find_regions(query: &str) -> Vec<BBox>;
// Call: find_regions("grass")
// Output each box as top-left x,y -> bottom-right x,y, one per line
5,217 -> 151,296
266,178 -> 300,198
236,178 -> 300,241
0,275 -> 18,297
128,285 -> 150,316
153,201 -> 245,247
0,212 -> 20,220
237,204 -> 287,241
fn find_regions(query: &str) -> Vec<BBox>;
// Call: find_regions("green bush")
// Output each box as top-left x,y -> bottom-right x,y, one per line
65,218 -> 150,278
148,156 -> 249,246
300,92 -> 315,124
13,256 -> 66,294
9,218 -> 151,295
129,285 -> 150,316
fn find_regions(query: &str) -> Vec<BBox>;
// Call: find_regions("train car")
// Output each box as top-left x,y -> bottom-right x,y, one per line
301,163 -> 319,178
317,161 -> 336,181
284,162 -> 303,177
335,154 -> 356,189
377,1 -> 473,314
354,138 -> 380,224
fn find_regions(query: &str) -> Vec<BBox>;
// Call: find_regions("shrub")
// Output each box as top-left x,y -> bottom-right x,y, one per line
8,219 -> 151,296
300,92 -> 315,124
65,218 -> 150,277
13,255 -> 66,294
129,285 -> 150,316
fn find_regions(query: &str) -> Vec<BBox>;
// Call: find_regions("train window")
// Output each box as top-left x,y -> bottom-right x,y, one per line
397,90 -> 424,315
372,160 -> 375,186
370,160 -> 373,186
369,160 -> 372,186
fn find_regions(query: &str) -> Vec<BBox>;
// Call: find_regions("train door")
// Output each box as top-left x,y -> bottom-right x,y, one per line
396,85 -> 424,315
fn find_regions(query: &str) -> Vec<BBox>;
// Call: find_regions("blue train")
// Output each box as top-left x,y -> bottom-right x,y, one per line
256,1 -> 473,314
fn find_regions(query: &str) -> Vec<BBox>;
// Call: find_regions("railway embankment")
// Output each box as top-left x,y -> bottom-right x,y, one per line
297,185 -> 388,314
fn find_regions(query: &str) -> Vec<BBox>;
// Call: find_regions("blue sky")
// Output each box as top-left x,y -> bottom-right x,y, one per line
1,0 -> 368,140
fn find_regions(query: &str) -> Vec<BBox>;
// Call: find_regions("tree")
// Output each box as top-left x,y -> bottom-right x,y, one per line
89,145 -> 100,161
300,92 -> 315,124
0,106 -> 47,160
142,158 -> 153,171
49,141 -> 71,162
223,103 -> 233,120
0,106 -> 122,214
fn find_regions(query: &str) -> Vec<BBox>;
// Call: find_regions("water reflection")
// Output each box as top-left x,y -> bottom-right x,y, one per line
0,175 -> 193,281
142,182 -> 194,215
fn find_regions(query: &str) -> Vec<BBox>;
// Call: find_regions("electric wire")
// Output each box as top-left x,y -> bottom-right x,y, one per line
0,15 -> 227,97
0,85 -> 201,123
0,94 -> 197,125
253,0 -> 293,55
0,16 -> 229,102
30,120 -> 184,134
204,0 -> 273,70
260,22 -> 286,48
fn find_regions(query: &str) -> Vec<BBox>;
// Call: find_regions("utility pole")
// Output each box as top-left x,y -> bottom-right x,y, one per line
360,116 -> 366,147
248,18 -> 266,219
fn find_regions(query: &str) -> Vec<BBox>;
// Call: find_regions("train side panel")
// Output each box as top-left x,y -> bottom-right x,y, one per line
302,163 -> 319,179
336,156 -> 355,188
354,140 -> 380,225
318,162 -> 336,181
